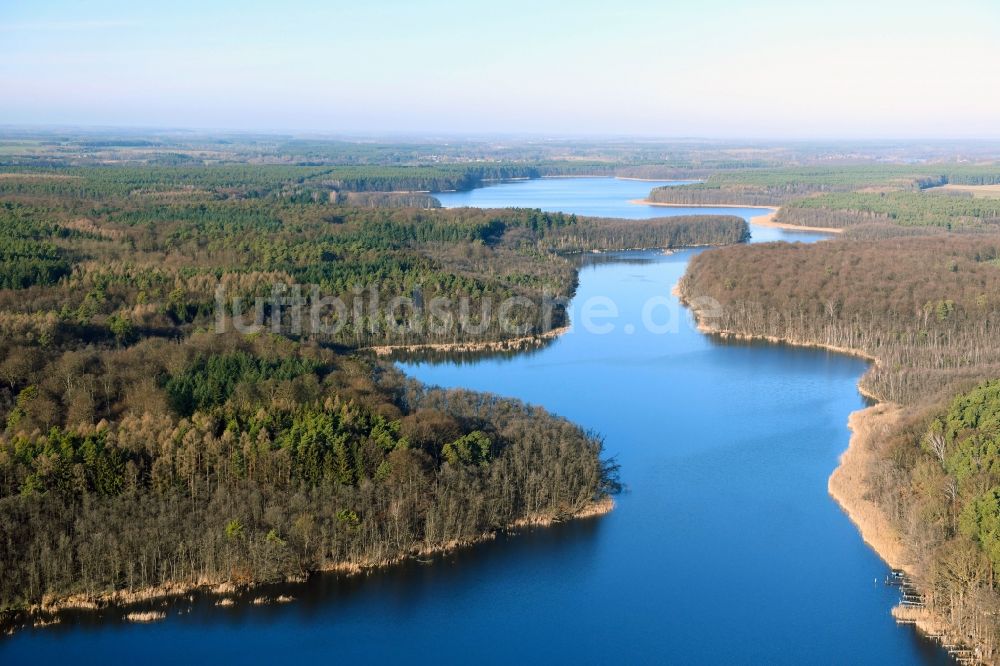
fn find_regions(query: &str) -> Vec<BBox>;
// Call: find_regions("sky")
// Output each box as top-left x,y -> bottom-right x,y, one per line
2,0 -> 1000,138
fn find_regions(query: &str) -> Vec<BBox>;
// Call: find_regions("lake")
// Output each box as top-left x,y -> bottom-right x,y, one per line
0,178 -> 950,664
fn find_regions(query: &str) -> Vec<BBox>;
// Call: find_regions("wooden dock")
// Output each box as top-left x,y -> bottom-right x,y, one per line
886,570 -> 983,664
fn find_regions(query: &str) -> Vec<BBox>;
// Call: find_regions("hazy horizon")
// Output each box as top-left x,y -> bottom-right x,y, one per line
8,124 -> 1000,144
3,0 -> 1000,139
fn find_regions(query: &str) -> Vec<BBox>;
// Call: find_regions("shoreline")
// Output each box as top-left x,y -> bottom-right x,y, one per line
829,407 -> 966,647
676,285 -> 974,656
614,176 -> 700,183
630,199 -> 843,234
828,404 -> 910,570
5,497 -> 613,635
686,320 -> 879,368
746,207 -> 843,234
363,325 -> 571,356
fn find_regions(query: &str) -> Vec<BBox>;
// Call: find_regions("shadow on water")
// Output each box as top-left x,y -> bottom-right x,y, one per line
702,329 -> 884,408
20,514 -> 607,639
573,250 -> 674,267
380,338 -> 558,366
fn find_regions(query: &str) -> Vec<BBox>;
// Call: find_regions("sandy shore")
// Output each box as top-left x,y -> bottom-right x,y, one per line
630,200 -> 843,234
677,286 -> 980,654
747,207 -> 843,234
829,404 -> 910,570
830,406 -> 974,651
364,325 -> 570,356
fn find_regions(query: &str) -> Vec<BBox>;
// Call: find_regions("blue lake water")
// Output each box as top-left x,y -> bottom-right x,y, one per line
0,178 -> 950,664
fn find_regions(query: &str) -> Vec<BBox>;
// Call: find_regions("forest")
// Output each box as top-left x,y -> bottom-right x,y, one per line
0,333 -> 617,619
9,134 -> 1000,650
0,157 -> 748,631
0,194 -> 744,349
776,191 -> 1000,230
680,229 -> 1000,656
646,165 -> 1000,207
0,164 -> 532,199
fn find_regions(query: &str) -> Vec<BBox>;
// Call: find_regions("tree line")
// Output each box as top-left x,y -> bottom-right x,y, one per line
646,165 -> 1000,207
776,191 -> 1000,230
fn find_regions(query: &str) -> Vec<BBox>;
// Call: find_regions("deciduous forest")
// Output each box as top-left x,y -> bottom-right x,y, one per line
681,228 -> 1000,657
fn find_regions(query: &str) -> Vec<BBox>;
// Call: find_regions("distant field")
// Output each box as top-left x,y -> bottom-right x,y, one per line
0,172 -> 83,180
926,183 -> 1000,198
